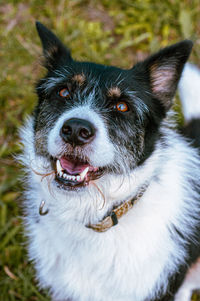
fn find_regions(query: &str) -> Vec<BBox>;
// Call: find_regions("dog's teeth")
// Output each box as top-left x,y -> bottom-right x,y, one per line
65,174 -> 72,180
57,168 -> 83,182
76,176 -> 81,181
59,171 -> 63,177
56,160 -> 63,173
80,167 -> 89,180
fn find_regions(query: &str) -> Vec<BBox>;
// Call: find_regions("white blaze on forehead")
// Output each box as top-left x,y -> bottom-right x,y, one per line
48,105 -> 115,167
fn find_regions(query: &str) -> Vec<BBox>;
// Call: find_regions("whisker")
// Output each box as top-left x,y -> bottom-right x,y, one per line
30,163 -> 56,197
41,171 -> 55,182
91,181 -> 106,210
30,164 -> 55,180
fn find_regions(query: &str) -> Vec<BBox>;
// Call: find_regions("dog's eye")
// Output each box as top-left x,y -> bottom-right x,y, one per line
59,88 -> 70,98
114,102 -> 129,112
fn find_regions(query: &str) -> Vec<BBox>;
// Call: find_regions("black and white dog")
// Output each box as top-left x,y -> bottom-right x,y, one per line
20,22 -> 200,301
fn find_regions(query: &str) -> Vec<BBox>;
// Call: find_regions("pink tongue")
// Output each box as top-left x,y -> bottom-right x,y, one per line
60,157 -> 89,175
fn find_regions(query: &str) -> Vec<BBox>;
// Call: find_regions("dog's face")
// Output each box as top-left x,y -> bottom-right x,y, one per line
33,22 -> 192,195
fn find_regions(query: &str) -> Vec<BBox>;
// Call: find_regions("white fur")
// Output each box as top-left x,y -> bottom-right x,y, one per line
40,77 -> 64,93
38,69 -> 71,93
20,115 -> 200,301
179,63 -> 200,121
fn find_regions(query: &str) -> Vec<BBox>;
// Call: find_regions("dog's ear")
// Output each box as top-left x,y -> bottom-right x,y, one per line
36,21 -> 72,70
133,40 -> 193,110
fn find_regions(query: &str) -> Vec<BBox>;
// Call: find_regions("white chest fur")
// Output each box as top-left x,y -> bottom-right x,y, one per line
21,119 -> 200,301
27,176 -> 189,301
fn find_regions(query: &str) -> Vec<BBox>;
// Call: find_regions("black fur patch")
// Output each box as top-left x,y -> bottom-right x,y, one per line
182,118 -> 200,150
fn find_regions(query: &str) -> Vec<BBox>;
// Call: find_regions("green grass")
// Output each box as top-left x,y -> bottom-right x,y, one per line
0,0 -> 200,300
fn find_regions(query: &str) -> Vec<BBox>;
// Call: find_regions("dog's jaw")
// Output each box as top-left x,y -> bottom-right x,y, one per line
43,104 -> 115,191
52,156 -> 104,190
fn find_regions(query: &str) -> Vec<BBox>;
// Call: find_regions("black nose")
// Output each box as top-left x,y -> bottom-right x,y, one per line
60,118 -> 96,146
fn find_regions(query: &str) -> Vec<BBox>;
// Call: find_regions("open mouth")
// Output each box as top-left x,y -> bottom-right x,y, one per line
52,156 -> 104,189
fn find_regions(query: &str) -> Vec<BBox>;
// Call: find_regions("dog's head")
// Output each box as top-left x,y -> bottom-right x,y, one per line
29,22 -> 192,197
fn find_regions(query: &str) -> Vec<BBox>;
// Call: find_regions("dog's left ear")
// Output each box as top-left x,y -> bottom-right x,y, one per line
36,21 -> 72,70
133,40 -> 193,110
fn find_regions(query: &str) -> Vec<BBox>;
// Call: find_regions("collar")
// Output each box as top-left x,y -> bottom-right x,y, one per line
87,183 -> 148,233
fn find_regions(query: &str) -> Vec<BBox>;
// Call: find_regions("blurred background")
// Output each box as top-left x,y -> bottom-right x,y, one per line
0,0 -> 200,300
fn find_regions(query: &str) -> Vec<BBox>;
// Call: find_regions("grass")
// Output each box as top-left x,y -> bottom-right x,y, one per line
0,0 -> 200,300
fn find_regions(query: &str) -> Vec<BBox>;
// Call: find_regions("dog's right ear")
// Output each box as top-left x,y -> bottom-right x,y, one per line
36,21 -> 72,70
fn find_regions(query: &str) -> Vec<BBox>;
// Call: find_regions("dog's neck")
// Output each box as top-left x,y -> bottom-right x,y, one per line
87,182 -> 149,232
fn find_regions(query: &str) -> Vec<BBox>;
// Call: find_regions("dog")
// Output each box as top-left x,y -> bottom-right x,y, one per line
19,22 -> 200,301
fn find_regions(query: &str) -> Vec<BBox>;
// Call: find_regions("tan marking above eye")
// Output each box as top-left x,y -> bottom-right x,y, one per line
59,88 -> 70,98
72,74 -> 86,86
115,102 -> 129,112
107,87 -> 121,98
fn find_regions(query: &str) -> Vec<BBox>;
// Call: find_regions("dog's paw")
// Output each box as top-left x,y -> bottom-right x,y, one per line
175,258 -> 200,301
